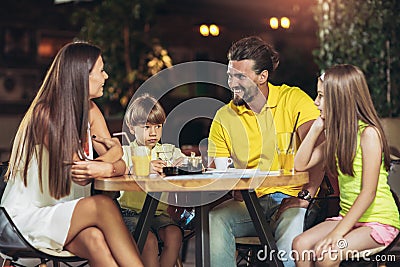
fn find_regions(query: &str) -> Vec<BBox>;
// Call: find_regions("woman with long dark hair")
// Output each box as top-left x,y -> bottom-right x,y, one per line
1,42 -> 143,267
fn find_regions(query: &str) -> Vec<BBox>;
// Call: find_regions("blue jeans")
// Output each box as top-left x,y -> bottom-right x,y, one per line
209,192 -> 306,267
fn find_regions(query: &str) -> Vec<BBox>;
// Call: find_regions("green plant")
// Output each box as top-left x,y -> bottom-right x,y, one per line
71,0 -> 169,116
313,0 -> 400,117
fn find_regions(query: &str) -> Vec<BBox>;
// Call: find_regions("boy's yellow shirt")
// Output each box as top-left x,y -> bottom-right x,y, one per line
119,141 -> 185,215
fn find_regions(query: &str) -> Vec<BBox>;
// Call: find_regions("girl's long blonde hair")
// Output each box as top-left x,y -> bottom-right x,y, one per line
322,64 -> 390,177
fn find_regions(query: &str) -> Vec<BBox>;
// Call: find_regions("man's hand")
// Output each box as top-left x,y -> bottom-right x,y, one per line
275,196 -> 310,219
232,190 -> 244,201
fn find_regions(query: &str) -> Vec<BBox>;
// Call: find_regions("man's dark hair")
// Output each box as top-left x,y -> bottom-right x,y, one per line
228,36 -> 280,75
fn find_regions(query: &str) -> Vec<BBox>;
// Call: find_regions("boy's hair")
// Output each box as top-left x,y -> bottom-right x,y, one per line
125,94 -> 166,129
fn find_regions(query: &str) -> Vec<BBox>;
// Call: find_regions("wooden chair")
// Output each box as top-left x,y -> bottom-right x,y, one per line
235,236 -> 264,267
0,207 -> 88,267
0,162 -> 88,267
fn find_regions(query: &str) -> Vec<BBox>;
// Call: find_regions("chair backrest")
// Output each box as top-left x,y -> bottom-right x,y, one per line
381,118 -> 400,159
0,161 -> 8,199
380,189 -> 400,254
0,207 -> 40,257
303,175 -> 341,231
0,161 -> 88,265
388,160 -> 400,196
0,161 -> 42,257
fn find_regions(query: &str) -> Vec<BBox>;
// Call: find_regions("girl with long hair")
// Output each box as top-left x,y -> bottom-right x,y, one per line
292,64 -> 399,267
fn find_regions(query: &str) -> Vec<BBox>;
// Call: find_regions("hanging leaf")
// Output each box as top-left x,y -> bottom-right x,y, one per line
71,0 -> 169,116
312,0 -> 400,117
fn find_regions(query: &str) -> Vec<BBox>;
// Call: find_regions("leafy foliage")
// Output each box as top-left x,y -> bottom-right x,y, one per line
71,0 -> 169,115
313,0 -> 400,117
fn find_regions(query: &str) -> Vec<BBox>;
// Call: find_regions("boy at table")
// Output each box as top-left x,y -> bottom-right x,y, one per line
118,93 -> 184,267
207,36 -> 325,267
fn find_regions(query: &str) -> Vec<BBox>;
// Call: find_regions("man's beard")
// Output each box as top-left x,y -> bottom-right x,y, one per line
231,85 -> 247,106
232,89 -> 255,106
232,94 -> 246,106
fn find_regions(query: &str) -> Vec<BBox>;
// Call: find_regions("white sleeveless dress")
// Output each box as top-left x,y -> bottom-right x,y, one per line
0,134 -> 92,251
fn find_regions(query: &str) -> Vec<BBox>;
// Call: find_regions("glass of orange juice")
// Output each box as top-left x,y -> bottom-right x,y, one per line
131,145 -> 151,177
276,132 -> 296,174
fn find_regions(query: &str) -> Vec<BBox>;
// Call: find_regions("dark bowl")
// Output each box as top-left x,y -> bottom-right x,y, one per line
163,166 -> 179,176
178,166 -> 203,175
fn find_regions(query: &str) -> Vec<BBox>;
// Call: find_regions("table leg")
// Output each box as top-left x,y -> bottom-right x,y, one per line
133,192 -> 161,252
241,190 -> 284,267
195,203 -> 210,267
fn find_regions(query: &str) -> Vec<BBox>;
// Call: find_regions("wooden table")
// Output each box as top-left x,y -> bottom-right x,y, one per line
95,170 -> 308,267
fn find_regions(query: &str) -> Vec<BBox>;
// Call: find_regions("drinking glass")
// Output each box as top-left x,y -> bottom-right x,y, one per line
156,144 -> 175,167
276,132 -> 296,174
131,145 -> 151,177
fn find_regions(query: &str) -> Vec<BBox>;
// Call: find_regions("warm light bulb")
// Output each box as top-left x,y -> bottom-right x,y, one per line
281,17 -> 290,29
269,17 -> 279,29
199,24 -> 209,36
209,24 -> 220,36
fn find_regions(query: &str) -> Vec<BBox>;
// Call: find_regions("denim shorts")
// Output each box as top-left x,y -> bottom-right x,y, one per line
120,208 -> 183,241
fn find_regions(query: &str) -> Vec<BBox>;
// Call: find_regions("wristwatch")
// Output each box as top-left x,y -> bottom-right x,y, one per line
297,189 -> 312,202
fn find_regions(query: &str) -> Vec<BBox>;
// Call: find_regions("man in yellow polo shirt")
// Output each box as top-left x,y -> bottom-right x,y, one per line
207,36 -> 324,267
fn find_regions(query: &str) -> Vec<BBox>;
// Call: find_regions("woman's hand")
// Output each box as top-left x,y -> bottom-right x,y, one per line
150,159 -> 166,174
71,160 -> 115,183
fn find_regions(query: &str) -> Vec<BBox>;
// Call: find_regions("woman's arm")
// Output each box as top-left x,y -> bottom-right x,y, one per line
70,101 -> 126,182
294,117 -> 325,171
315,126 -> 382,254
89,100 -> 123,162
72,159 -> 125,179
